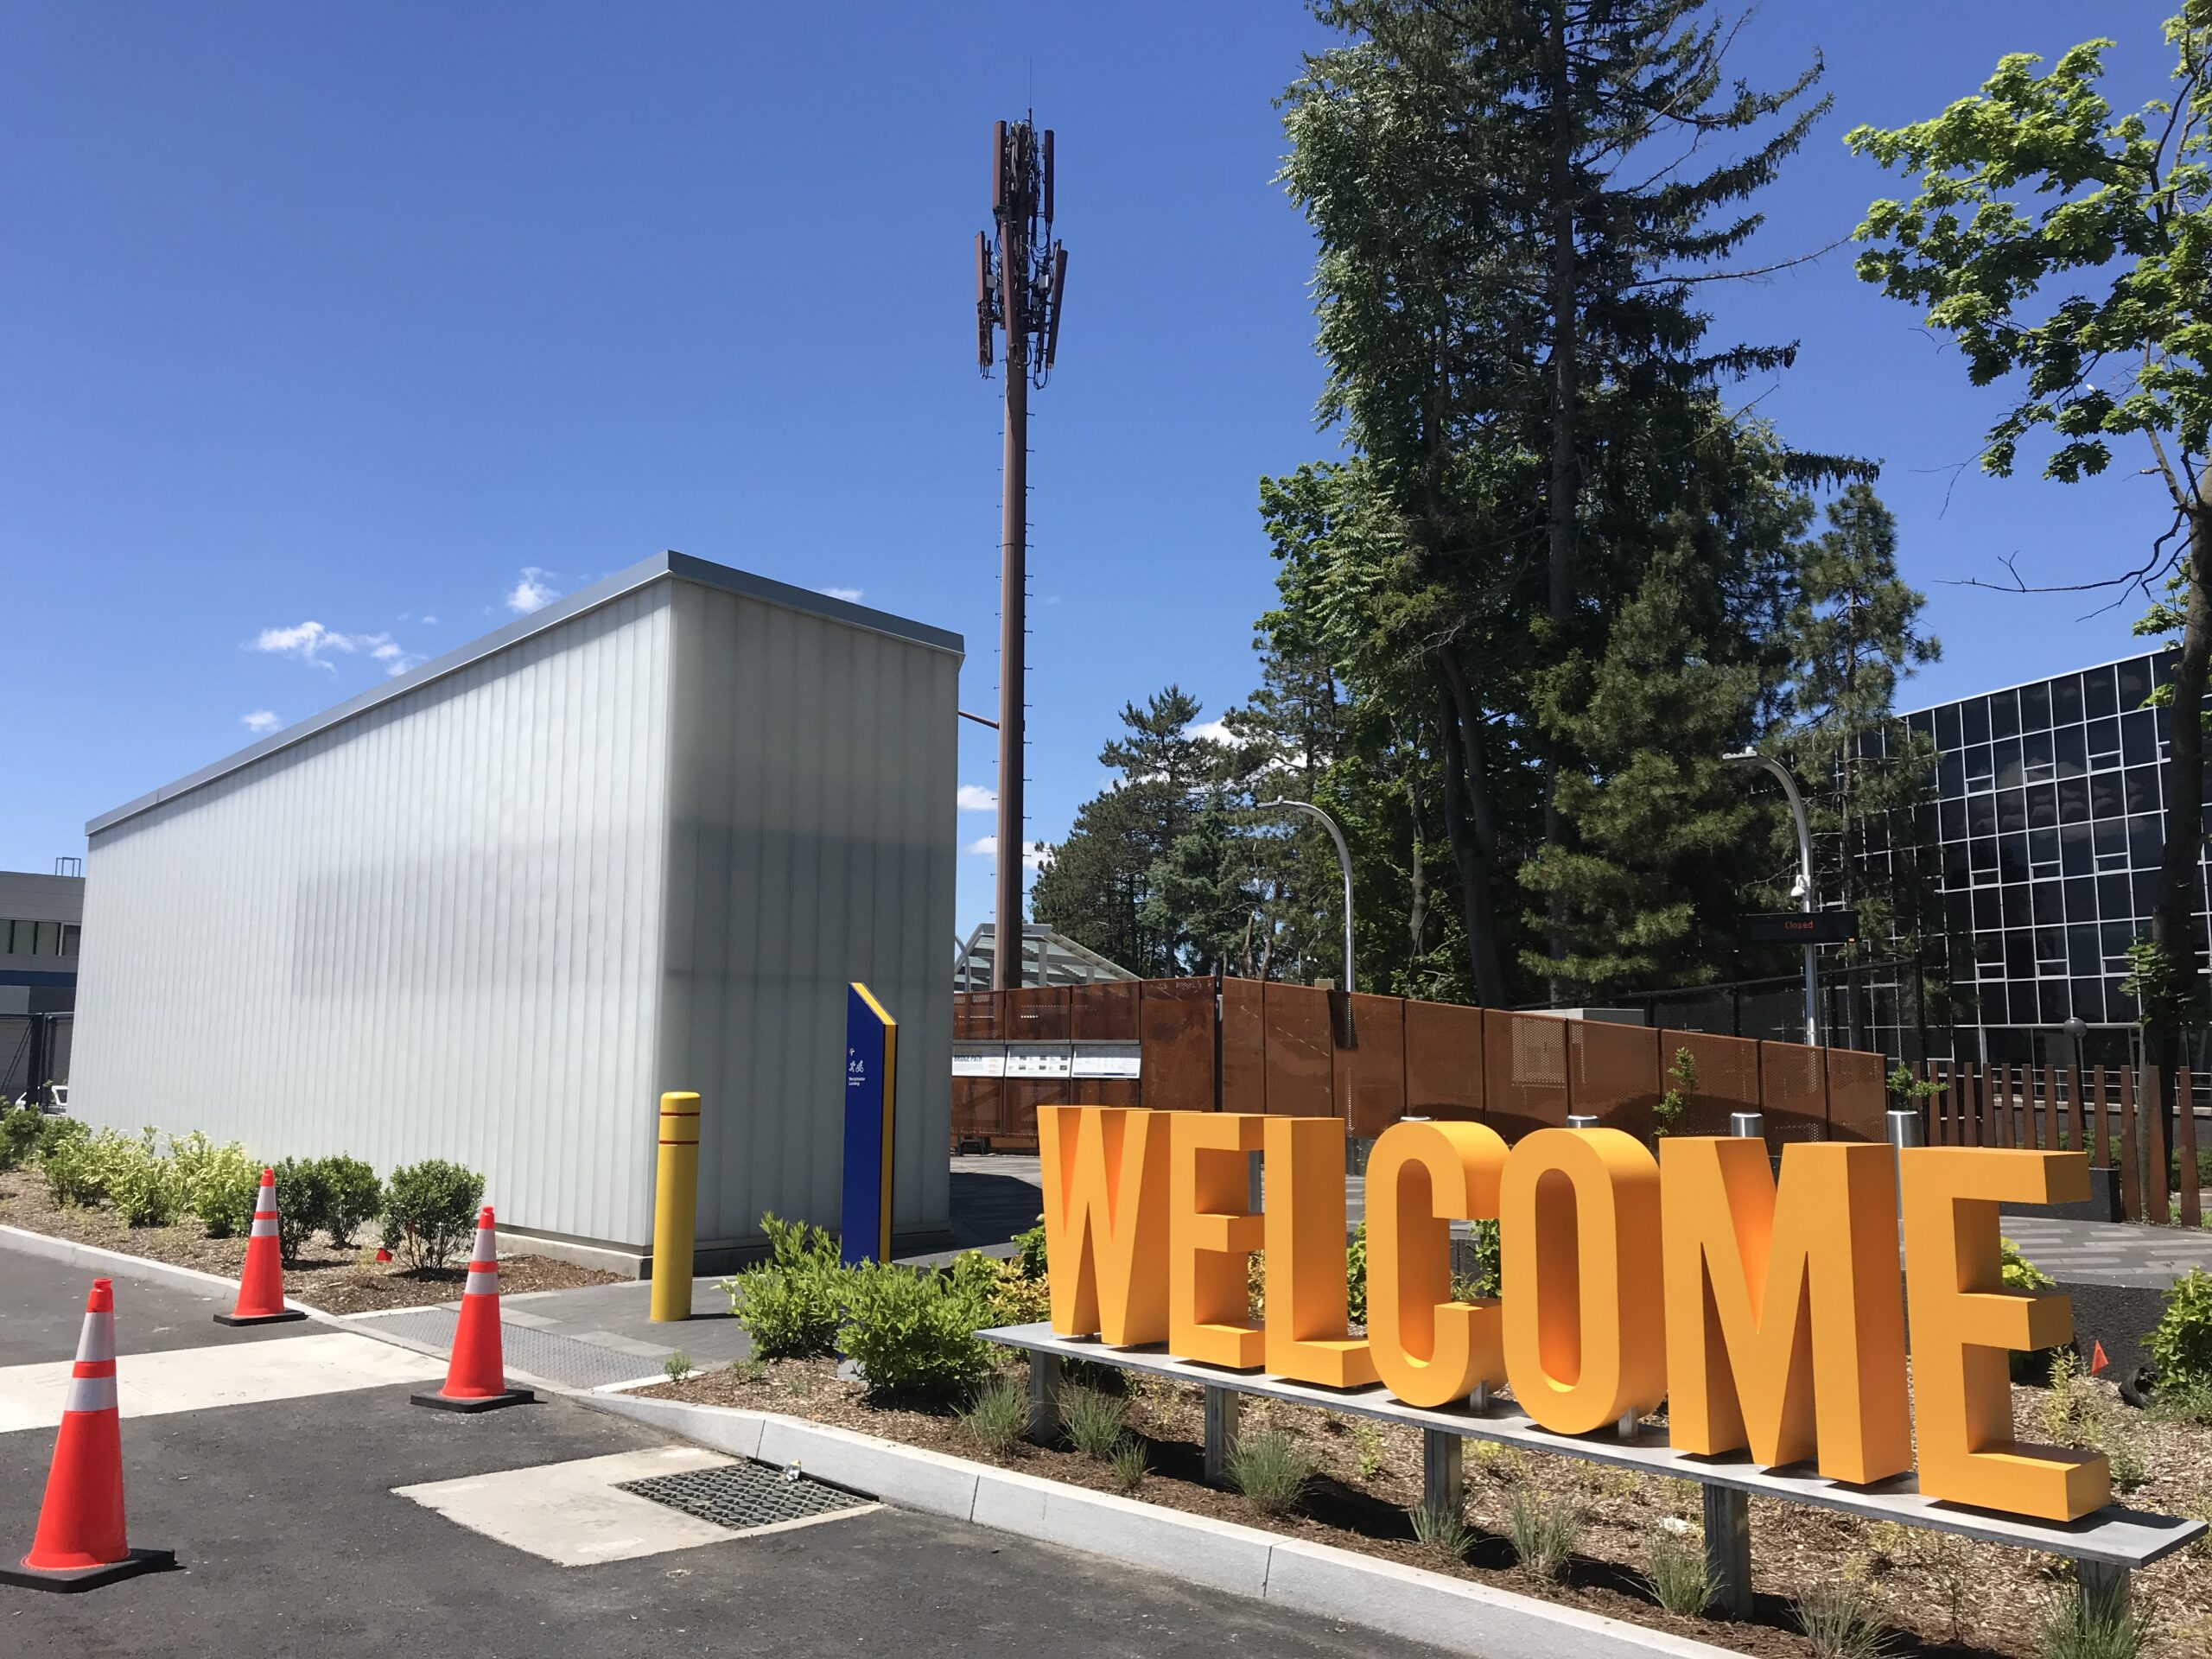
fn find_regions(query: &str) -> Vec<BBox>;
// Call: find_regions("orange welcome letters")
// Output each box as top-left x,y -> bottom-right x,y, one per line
1035,1105 -> 2110,1524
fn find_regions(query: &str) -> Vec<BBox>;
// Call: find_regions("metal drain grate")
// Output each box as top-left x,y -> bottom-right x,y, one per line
618,1461 -> 874,1532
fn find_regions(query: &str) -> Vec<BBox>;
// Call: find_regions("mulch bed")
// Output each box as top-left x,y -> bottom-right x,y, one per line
643,1354 -> 2212,1659
0,1167 -> 619,1313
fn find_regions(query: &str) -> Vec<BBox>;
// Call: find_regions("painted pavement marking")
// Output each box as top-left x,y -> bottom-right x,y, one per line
0,1330 -> 445,1433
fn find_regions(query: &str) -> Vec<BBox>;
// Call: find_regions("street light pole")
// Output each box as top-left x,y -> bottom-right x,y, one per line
1259,799 -> 1355,995
1724,750 -> 1819,1047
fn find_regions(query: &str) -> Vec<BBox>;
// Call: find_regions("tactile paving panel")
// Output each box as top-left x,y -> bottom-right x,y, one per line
617,1460 -> 874,1532
367,1308 -> 662,1389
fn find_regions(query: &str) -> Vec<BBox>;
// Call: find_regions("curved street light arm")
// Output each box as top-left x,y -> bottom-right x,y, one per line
1258,798 -> 1356,996
1723,749 -> 1819,1047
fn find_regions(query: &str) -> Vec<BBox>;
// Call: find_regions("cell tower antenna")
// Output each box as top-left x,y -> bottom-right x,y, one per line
976,115 -> 1068,991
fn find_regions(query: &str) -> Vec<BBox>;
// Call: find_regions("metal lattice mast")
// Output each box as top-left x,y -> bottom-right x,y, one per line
976,118 -> 1067,991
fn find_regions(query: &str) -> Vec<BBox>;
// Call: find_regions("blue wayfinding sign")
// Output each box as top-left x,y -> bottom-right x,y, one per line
840,982 -> 898,1266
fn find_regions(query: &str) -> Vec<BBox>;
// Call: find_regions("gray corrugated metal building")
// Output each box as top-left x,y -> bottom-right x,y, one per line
70,552 -> 959,1271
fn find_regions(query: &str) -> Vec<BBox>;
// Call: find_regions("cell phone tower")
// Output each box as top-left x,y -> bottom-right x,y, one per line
976,118 -> 1067,990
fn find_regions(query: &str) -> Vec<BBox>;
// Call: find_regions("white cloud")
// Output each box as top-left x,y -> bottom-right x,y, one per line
965,835 -> 1049,871
957,784 -> 998,812
420,615 -> 438,626
505,568 -> 558,614
1190,718 -> 1236,745
818,585 -> 864,602
240,710 -> 282,735
250,621 -> 416,677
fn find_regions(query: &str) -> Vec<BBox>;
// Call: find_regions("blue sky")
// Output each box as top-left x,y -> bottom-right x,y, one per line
0,3 -> 2177,941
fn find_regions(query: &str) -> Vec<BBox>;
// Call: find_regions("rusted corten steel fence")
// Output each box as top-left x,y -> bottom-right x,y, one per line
952,976 -> 1891,1154
1919,1060 -> 2205,1227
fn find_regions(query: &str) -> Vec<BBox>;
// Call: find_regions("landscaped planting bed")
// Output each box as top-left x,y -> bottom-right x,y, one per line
644,1351 -> 2212,1659
0,1165 -> 616,1314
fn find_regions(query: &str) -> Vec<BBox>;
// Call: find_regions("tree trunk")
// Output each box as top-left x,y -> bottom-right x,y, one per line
1540,0 -> 1579,1001
1438,654 -> 1507,1006
2149,499 -> 2212,1163
1405,723 -> 1432,965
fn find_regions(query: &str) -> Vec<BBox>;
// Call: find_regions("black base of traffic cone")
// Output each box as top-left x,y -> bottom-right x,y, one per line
410,1388 -> 535,1414
0,1547 -> 179,1594
213,1309 -> 308,1327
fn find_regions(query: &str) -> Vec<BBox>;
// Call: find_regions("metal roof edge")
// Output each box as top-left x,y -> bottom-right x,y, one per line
87,551 -> 964,840
1897,645 -> 2174,721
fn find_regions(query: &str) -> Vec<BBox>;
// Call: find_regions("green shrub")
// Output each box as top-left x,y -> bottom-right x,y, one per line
957,1376 -> 1029,1453
944,1248 -> 1050,1326
1458,1217 -> 1503,1301
0,1103 -> 42,1170
319,1155 -> 382,1248
1346,1221 -> 1368,1325
1646,1528 -> 1712,1617
2001,1236 -> 2056,1291
2037,1580 -> 2139,1659
270,1157 -> 333,1262
2149,1267 -> 2212,1392
1060,1386 -> 1128,1459
181,1141 -> 261,1237
1109,1436 -> 1148,1494
105,1130 -> 185,1227
1795,1580 -> 1893,1659
39,1128 -> 100,1207
1507,1485 -> 1582,1580
1227,1427 -> 1313,1516
836,1259 -> 991,1405
1012,1213 -> 1049,1280
35,1114 -> 88,1160
1409,1499 -> 1474,1563
380,1159 -> 485,1269
725,1214 -> 849,1357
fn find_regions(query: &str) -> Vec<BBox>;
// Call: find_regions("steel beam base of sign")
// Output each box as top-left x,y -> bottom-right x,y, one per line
1027,1349 -> 1062,1446
1421,1428 -> 1463,1523
1204,1385 -> 1240,1488
1703,1484 -> 1752,1621
980,1322 -> 2205,1611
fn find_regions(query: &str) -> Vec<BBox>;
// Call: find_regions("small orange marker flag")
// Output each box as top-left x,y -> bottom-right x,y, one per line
2089,1340 -> 2110,1376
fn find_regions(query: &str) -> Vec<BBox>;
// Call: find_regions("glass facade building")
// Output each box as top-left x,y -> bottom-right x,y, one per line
1888,649 -> 2208,1065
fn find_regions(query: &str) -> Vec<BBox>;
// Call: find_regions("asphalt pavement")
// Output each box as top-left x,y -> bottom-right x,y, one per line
1,1247 -> 1449,1658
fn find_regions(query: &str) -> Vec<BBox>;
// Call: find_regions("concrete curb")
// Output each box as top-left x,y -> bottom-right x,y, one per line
576,1390 -> 1733,1659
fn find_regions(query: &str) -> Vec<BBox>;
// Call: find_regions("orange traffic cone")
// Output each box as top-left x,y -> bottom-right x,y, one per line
411,1206 -> 532,1413
2,1278 -> 175,1592
214,1167 -> 306,1327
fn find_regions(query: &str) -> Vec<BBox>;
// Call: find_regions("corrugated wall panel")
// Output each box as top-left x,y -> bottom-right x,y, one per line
658,582 -> 957,1249
71,588 -> 675,1249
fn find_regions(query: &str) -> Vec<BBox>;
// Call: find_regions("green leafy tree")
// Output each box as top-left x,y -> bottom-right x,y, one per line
1849,3 -> 2212,1111
1276,0 -> 1852,1005
1770,485 -> 1945,1021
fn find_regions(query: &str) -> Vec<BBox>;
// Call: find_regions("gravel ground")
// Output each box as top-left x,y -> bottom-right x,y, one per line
0,1166 -> 618,1312
645,1353 -> 2212,1659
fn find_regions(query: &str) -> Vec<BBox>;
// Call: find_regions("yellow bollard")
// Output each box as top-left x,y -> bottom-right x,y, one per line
650,1091 -> 702,1322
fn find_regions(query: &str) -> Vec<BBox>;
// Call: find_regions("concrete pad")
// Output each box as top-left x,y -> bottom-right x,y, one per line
0,1330 -> 446,1433
392,1445 -> 740,1566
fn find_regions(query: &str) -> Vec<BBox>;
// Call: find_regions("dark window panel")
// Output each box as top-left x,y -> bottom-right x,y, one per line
1967,743 -> 1995,789
2022,729 -> 2055,780
1936,703 -> 1964,749
2026,783 -> 2058,830
2004,931 -> 2036,978
1941,797 -> 1967,841
1998,789 -> 2028,834
1993,735 -> 2024,789
2125,766 -> 2161,816
1916,802 -> 1940,842
2058,777 -> 2090,823
2129,815 -> 2162,871
2052,675 -> 2085,725
2101,872 -> 2137,919
2122,708 -> 2159,766
2061,822 -> 2094,875
1974,887 -> 2002,930
2119,657 -> 2152,710
2002,883 -> 2032,926
2070,925 -> 2103,975
2055,725 -> 2088,779
2130,869 -> 2159,919
2020,681 -> 2052,731
1939,753 -> 1965,798
1968,793 -> 1998,837
2084,664 -> 2119,721
1963,698 -> 1992,745
2154,649 -> 2177,689
2033,880 -> 2065,925
1908,709 -> 1935,736
1945,841 -> 1972,880
1990,688 -> 2021,740
2072,978 -> 2106,1022
2107,977 -> 2137,1021
2087,716 -> 2122,766
2029,825 -> 2060,868
2094,817 -> 2128,862
2001,832 -> 2031,882
2101,921 -> 2135,969
2091,772 -> 2124,820
2066,876 -> 2100,922
1946,892 -> 1974,932
2034,924 -> 2066,963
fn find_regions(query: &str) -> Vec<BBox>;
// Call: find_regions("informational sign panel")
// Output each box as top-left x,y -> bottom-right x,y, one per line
1742,912 -> 1858,945
840,983 -> 898,1267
